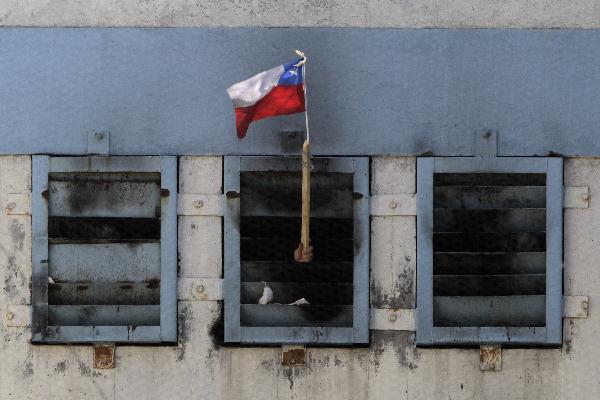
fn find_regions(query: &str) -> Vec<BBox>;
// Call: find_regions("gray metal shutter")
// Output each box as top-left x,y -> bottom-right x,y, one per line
32,156 -> 177,343
224,157 -> 369,344
417,157 -> 563,345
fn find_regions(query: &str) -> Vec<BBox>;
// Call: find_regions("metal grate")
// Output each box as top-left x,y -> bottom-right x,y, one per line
432,173 -> 547,327
239,171 -> 354,328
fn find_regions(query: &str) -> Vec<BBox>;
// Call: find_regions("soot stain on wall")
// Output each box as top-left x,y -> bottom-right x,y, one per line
176,303 -> 193,361
370,331 -> 420,372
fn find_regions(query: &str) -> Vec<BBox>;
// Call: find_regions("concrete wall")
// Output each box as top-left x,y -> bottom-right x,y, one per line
1,155 -> 598,400
2,1 -> 600,28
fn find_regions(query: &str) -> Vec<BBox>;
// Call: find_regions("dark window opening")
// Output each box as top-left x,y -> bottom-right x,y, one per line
239,171 -> 354,328
432,172 -> 547,328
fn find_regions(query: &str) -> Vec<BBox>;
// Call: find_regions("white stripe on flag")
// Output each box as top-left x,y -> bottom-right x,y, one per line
226,64 -> 284,108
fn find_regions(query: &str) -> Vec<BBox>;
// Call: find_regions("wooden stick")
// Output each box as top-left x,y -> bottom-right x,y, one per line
300,139 -> 311,250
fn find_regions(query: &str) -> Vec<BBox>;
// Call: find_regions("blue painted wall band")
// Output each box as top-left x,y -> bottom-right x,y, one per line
1,28 -> 599,156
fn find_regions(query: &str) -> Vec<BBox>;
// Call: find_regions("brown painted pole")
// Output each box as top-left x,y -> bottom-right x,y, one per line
300,139 -> 311,251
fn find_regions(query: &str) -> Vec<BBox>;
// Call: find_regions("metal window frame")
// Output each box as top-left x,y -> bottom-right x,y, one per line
31,156 -> 178,343
416,157 -> 563,346
224,156 -> 370,345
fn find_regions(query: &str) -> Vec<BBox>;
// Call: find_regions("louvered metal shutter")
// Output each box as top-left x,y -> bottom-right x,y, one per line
224,157 -> 369,344
32,156 -> 177,343
417,157 -> 563,345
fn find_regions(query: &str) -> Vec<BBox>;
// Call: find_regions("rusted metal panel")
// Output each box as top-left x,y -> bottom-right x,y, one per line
94,344 -> 115,369
281,345 -> 306,366
479,345 -> 502,371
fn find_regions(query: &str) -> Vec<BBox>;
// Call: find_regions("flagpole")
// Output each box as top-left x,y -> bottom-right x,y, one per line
294,50 -> 313,263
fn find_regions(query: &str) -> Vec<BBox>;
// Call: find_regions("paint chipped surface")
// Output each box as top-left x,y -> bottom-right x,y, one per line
0,155 -> 599,399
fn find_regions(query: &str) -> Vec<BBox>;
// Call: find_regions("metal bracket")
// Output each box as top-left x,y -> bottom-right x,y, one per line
370,194 -> 416,216
474,130 -> 498,157
564,295 -> 589,318
87,130 -> 110,155
3,193 -> 30,215
3,305 -> 31,327
280,129 -> 304,155
177,194 -> 224,216
178,278 -> 223,301
282,345 -> 306,366
94,344 -> 115,369
480,345 -> 502,371
564,186 -> 589,208
370,308 -> 415,331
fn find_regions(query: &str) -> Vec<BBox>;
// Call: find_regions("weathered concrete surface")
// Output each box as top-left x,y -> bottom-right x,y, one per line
2,1 -> 600,27
1,155 -> 599,400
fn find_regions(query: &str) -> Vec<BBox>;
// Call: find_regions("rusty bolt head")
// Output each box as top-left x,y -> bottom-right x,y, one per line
389,200 -> 398,209
388,313 -> 397,323
196,285 -> 205,294
5,312 -> 14,321
193,200 -> 204,208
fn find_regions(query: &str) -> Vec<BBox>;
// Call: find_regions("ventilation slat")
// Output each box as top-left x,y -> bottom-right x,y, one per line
49,174 -> 161,218
49,217 -> 160,241
49,243 -> 160,282
433,252 -> 546,275
47,305 -> 160,326
49,282 -> 160,305
241,171 -> 353,191
433,296 -> 546,327
240,187 -> 352,218
241,282 -> 353,305
433,232 -> 546,252
241,261 -> 353,283
241,237 -> 353,262
434,173 -> 546,186
433,209 -> 546,232
240,304 -> 353,327
434,186 -> 546,209
431,171 -> 548,330
241,217 -> 353,239
433,274 -> 545,296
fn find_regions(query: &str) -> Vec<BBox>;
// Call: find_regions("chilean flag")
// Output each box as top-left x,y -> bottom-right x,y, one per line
227,58 -> 305,138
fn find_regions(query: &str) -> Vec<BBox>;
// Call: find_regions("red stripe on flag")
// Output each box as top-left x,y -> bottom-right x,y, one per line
234,84 -> 305,138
